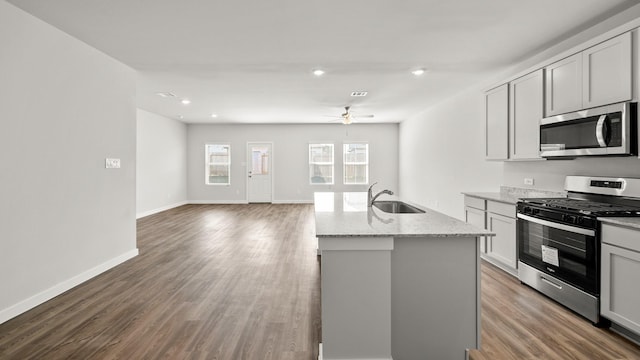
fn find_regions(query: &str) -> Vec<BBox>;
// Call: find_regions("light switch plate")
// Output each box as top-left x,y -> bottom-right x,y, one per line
524,178 -> 534,186
105,158 -> 121,169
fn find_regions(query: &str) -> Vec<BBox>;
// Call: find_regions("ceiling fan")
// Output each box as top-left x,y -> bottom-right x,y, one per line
328,106 -> 374,125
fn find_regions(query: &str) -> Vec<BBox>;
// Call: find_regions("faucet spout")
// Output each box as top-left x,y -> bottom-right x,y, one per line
368,182 -> 394,207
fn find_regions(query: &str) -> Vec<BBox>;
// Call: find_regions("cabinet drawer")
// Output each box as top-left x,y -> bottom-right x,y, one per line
464,196 -> 486,210
487,201 -> 515,218
601,223 -> 640,252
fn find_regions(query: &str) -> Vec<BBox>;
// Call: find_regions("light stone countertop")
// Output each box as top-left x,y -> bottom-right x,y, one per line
462,186 -> 567,205
598,217 -> 640,230
314,192 -> 494,238
461,191 -> 521,205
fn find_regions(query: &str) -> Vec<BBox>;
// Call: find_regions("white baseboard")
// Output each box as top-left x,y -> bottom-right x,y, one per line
272,199 -> 314,204
189,199 -> 249,204
318,343 -> 392,360
0,248 -> 139,325
136,201 -> 188,219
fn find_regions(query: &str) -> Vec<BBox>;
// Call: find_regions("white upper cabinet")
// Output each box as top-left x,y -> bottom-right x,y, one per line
509,69 -> 543,160
545,53 -> 583,116
583,31 -> 632,109
545,32 -> 632,117
485,84 -> 509,160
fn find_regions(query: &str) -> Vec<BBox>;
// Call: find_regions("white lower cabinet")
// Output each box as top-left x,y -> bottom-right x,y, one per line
601,223 -> 640,336
465,205 -> 486,253
463,195 -> 517,276
486,211 -> 517,275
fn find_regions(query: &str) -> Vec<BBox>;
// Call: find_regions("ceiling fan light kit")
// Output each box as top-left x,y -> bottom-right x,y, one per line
328,106 -> 374,125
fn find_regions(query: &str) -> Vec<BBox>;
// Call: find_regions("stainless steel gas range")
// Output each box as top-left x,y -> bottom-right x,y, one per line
516,176 -> 640,325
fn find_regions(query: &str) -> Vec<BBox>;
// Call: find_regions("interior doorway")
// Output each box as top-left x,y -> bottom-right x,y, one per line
247,142 -> 273,203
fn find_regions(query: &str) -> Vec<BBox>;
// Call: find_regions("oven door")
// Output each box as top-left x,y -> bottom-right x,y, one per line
517,213 -> 598,295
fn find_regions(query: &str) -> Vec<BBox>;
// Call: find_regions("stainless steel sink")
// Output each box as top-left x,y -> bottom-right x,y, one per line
372,201 -> 425,214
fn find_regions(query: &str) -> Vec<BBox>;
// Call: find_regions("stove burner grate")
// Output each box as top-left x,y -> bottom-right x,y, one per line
523,197 -> 640,215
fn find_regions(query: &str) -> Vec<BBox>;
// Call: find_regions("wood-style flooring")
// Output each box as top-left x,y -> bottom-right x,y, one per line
0,204 -> 321,359
470,261 -> 640,360
0,204 -> 639,359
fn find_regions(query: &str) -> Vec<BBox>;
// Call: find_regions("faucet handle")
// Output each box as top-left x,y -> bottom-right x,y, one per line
369,182 -> 378,191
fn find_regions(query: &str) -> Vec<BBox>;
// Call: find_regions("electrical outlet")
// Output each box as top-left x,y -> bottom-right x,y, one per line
105,158 -> 121,169
524,178 -> 534,186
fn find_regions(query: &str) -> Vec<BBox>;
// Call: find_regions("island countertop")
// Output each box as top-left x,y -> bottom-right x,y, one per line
314,192 -> 494,238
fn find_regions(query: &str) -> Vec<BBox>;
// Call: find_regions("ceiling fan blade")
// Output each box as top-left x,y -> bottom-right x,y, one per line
353,114 -> 375,118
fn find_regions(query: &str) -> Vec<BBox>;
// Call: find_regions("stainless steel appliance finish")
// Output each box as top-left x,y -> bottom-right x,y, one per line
519,261 -> 599,323
565,175 -> 640,197
517,176 -> 640,324
540,102 -> 637,158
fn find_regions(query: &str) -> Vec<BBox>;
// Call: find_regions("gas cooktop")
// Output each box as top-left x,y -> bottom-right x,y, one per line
521,197 -> 640,216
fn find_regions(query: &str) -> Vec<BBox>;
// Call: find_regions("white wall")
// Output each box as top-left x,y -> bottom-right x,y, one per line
503,157 -> 640,191
0,2 -> 137,324
187,124 -> 399,203
136,109 -> 187,217
399,87 -> 503,219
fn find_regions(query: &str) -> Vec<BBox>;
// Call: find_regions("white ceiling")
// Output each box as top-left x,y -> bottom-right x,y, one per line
6,0 -> 639,124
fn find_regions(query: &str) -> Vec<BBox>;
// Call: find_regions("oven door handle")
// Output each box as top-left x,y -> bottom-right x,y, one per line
516,213 -> 595,236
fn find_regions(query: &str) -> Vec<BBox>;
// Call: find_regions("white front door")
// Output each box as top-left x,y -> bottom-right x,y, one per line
247,142 -> 272,203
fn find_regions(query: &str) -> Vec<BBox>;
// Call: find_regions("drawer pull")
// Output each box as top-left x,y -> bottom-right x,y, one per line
541,276 -> 563,290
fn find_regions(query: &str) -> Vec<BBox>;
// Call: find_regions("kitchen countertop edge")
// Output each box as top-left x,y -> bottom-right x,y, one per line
462,191 -> 519,205
598,217 -> 640,230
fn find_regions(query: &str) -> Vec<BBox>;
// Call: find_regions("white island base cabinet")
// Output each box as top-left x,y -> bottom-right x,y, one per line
318,236 -> 480,360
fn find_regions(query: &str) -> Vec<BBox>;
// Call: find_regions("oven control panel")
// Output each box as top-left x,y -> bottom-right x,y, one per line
517,204 -> 597,228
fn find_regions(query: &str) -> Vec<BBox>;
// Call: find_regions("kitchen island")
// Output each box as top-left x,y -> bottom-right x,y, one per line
315,192 -> 493,360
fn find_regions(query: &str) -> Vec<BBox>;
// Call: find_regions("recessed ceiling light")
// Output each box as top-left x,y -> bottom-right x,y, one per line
181,99 -> 191,105
155,92 -> 176,98
312,69 -> 325,76
211,113 -> 218,118
412,69 -> 426,76
350,91 -> 368,97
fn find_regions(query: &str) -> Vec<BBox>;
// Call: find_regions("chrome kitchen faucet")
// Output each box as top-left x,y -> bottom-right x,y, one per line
368,182 -> 394,207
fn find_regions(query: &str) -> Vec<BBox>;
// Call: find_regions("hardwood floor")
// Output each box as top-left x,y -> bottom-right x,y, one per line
0,204 -> 639,359
470,261 -> 640,360
0,204 -> 321,359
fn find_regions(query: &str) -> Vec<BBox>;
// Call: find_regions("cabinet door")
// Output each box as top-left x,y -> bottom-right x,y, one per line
465,206 -> 486,253
485,84 -> 509,160
509,70 -> 543,160
601,243 -> 640,334
545,53 -> 582,116
487,212 -> 517,271
583,32 -> 632,109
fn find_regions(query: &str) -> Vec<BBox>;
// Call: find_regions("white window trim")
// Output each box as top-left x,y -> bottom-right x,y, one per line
343,142 -> 369,185
205,143 -> 231,186
309,143 -> 334,185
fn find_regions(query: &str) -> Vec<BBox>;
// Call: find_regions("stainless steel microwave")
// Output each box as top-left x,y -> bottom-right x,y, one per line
540,102 -> 637,158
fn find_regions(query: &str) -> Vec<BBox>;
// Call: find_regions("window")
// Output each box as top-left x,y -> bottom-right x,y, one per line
309,143 -> 334,184
206,144 -> 230,185
343,143 -> 369,185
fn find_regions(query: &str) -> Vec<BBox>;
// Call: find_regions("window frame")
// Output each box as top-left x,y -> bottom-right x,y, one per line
205,144 -> 231,186
308,143 -> 335,185
343,142 -> 369,185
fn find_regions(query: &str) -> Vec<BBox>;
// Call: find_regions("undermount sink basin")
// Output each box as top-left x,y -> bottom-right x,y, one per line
372,201 -> 425,214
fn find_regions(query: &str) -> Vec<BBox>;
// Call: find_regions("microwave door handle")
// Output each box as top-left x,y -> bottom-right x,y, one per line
596,114 -> 608,147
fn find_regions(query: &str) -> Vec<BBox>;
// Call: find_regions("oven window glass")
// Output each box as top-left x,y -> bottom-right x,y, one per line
518,218 -> 597,294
